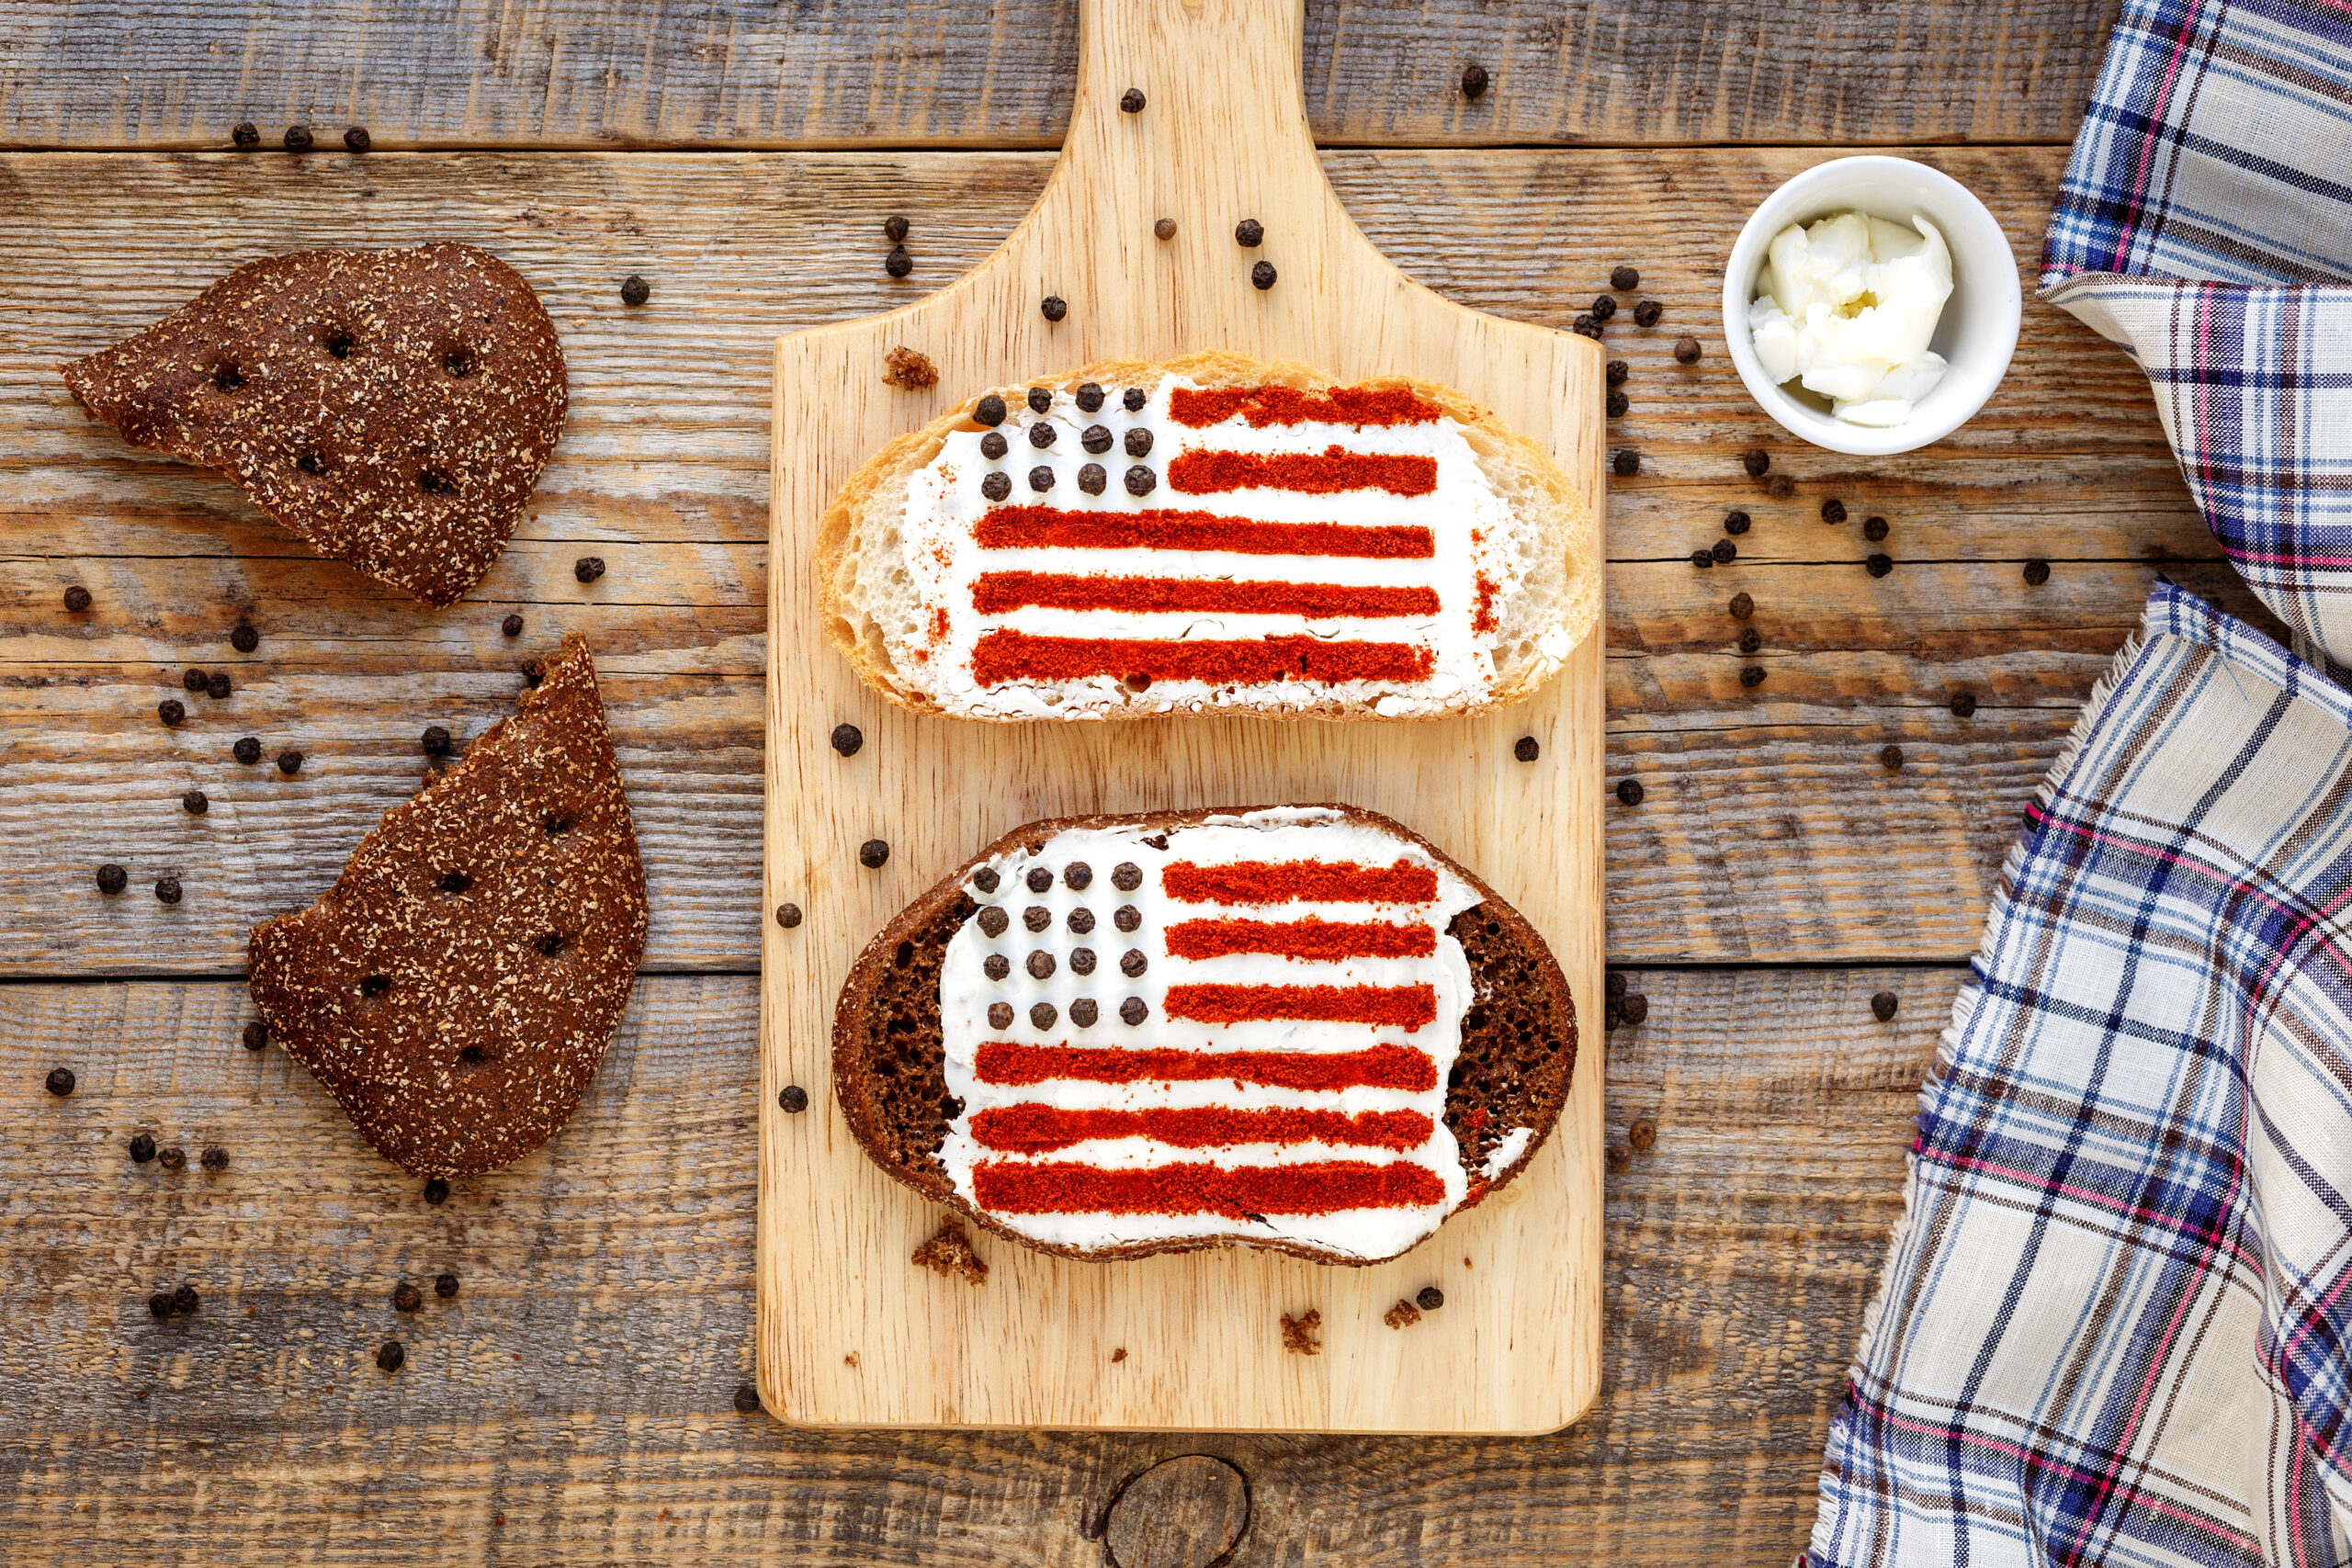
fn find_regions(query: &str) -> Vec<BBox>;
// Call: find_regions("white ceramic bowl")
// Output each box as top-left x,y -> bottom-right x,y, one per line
1721,155 -> 2020,457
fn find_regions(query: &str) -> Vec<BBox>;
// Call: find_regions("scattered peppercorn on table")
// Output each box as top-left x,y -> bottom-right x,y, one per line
0,0 -> 2229,1562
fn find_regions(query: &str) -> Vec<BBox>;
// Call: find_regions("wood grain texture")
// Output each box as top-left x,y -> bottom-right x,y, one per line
0,0 -> 2117,152
0,963 -> 1952,1562
760,0 -> 1605,1433
0,143 -> 2223,976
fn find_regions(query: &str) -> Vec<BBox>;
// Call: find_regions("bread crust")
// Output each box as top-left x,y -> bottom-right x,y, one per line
831,803 -> 1577,1266
816,349 -> 1600,722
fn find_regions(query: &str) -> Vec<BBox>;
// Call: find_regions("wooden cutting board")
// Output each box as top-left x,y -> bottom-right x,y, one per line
758,0 -> 1603,1434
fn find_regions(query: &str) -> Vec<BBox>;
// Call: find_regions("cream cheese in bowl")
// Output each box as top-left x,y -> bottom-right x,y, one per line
1747,212 -> 1953,427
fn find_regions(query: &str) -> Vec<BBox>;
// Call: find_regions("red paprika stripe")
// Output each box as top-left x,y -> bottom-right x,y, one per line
1167,384 -> 1443,429
973,506 -> 1433,560
1167,447 -> 1438,497
972,1158 -> 1446,1216
968,1104 -> 1433,1156
973,1042 -> 1438,1093
971,631 -> 1431,687
1160,858 -> 1439,906
1164,916 -> 1436,962
971,571 -> 1439,619
1163,982 -> 1438,1031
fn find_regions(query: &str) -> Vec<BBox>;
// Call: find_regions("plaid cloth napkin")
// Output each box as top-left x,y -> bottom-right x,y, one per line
1805,2 -> 2352,1563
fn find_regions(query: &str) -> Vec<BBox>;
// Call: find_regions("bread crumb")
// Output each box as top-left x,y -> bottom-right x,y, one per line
842,1352 -> 860,1368
1383,1299 -> 1422,1330
883,346 -> 939,389
910,1220 -> 988,1285
1110,1348 -> 1127,1363
1280,1308 -> 1323,1356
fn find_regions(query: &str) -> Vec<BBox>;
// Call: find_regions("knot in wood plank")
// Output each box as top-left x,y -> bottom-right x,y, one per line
1098,1454 -> 1250,1568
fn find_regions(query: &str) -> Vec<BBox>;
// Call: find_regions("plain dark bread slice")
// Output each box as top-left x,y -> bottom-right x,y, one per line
62,243 -> 565,608
831,804 -> 1577,1266
248,635 -> 648,1177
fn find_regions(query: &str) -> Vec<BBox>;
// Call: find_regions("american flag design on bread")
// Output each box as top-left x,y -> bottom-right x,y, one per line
831,806 -> 1577,1266
817,351 -> 1600,722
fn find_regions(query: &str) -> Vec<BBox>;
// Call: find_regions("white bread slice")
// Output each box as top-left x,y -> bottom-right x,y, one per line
817,350 -> 1599,722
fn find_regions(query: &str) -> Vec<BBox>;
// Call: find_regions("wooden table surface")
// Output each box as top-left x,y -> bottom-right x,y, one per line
0,2 -> 2233,1562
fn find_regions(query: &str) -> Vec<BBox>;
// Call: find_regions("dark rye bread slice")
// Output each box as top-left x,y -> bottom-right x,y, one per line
248,635 -> 647,1177
832,805 -> 1577,1266
61,243 -> 565,608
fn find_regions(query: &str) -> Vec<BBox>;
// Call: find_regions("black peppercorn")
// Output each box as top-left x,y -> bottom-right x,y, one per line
231,623 -> 259,651
183,788 -> 208,816
1570,317 -> 1601,341
1029,1002 -> 1058,1030
1026,464 -> 1053,492
574,556 -> 605,583
1673,336 -> 1701,363
1154,218 -> 1176,240
1880,743 -> 1904,772
831,723 -> 864,757
1120,948 -> 1148,977
1078,464 -> 1107,494
1514,736 -> 1540,762
1724,510 -> 1751,536
1125,465 -> 1157,496
975,394 -> 1007,427
973,868 -> 1001,895
978,907 -> 1009,938
1606,972 -> 1626,999
1606,390 -> 1629,420
158,698 -> 185,727
1124,389 -> 1147,412
1709,540 -> 1734,565
206,671 -> 231,698
1866,554 -> 1893,578
201,1145 -> 228,1171
1950,691 -> 1977,718
1633,299 -> 1663,327
1604,357 -> 1631,388
1076,383 -> 1105,413
1862,515 -> 1889,542
424,1178 -> 449,1204
183,667 -> 208,694
1742,447 -> 1770,478
170,1282 -> 199,1315
1080,424 -> 1114,454
1112,864 -> 1146,893
1607,1141 -> 1633,1172
1690,548 -> 1713,570
96,863 -> 127,895
1120,997 -> 1148,1026
154,875 -> 182,905
130,1133 -> 156,1163
733,1382 -> 762,1415
988,1002 -> 1015,1030
1250,260 -> 1278,290
277,750 -> 303,774
1120,87 -> 1146,113
344,125 -> 371,152
1025,951 -> 1057,982
858,839 -> 890,869
2024,558 -> 2051,586
1611,265 -> 1640,291
45,1066 -> 74,1097
378,1340 -> 405,1372
422,725 -> 452,757
1416,1285 -> 1445,1311
877,216 -> 910,247
63,584 -> 93,612
158,1146 -> 187,1171
1591,294 -> 1617,322
1459,61 -> 1489,97
1026,387 -> 1053,414
1064,862 -> 1093,890
885,247 -> 912,277
1234,219 -> 1265,248
1767,473 -> 1795,501
620,275 -> 650,307
284,124 -> 312,152
435,1273 -> 460,1299
1822,499 -> 1848,525
981,472 -> 1012,502
980,430 -> 1010,460
232,122 -> 260,150
1612,448 -> 1638,478
1740,665 -> 1766,688
233,737 -> 262,765
243,1020 -> 267,1050
1738,626 -> 1762,655
1114,905 -> 1141,932
1871,990 -> 1899,1022
1621,993 -> 1649,1026
1729,592 -> 1754,620
393,1281 -> 422,1313
1041,295 -> 1069,321
1616,778 -> 1644,806
1026,866 -> 1053,894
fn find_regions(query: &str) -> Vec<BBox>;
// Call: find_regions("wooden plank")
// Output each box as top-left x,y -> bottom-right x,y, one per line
0,963 -> 1954,1562
0,0 -> 2117,152
0,144 -> 2221,975
758,0 -> 1606,1435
